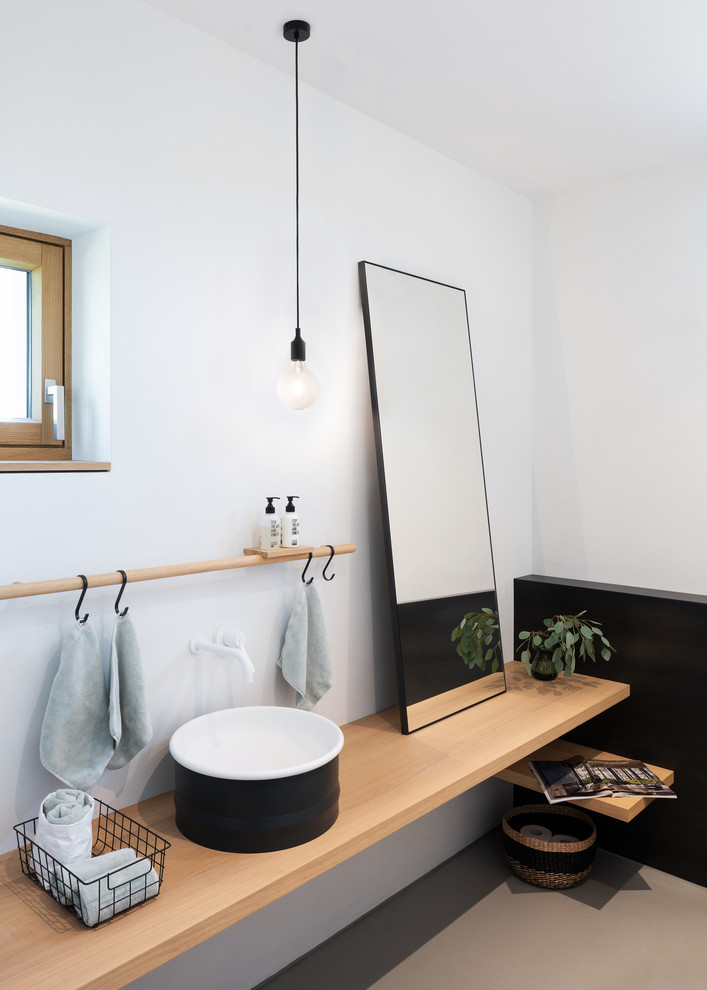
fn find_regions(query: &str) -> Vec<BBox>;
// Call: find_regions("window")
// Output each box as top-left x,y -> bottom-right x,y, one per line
0,224 -> 71,460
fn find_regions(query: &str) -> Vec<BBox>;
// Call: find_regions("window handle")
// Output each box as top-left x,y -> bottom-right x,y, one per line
44,380 -> 65,441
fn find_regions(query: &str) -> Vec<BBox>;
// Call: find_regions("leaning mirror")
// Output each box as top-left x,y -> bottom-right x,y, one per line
359,261 -> 506,732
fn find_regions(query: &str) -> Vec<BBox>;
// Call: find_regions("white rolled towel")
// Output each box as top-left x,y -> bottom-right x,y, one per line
32,789 -> 94,896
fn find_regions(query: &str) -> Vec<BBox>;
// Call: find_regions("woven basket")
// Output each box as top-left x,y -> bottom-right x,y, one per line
502,804 -> 597,889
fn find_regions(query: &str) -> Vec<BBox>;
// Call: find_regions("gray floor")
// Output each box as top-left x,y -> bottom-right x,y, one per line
257,829 -> 707,990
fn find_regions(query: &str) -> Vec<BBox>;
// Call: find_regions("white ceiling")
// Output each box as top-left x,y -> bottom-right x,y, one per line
144,0 -> 707,197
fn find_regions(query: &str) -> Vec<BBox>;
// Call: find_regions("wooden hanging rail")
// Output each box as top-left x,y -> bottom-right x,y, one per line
0,543 -> 356,602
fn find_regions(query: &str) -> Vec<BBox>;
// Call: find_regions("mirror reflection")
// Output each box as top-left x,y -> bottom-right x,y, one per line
359,261 -> 505,732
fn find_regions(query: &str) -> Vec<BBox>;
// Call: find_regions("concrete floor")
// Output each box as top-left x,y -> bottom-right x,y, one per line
257,829 -> 707,990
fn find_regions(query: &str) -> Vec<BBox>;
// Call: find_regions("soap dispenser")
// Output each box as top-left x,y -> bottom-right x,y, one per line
281,496 -> 300,548
259,497 -> 281,550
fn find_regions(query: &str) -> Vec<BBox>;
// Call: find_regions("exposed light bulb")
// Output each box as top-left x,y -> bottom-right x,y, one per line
280,24 -> 321,412
277,360 -> 320,410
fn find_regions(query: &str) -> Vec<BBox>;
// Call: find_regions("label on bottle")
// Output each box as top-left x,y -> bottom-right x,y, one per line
260,520 -> 280,550
282,516 -> 300,548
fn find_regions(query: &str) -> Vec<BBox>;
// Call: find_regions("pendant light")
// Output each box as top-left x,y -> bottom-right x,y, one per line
277,19 -> 320,411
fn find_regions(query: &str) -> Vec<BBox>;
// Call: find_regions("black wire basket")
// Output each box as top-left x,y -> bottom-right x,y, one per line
14,800 -> 170,928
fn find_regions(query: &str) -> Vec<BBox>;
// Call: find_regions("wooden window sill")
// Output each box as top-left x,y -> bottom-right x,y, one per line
0,662 -> 631,989
0,461 -> 110,472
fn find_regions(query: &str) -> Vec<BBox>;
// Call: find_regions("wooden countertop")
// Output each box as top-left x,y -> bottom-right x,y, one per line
0,662 -> 629,990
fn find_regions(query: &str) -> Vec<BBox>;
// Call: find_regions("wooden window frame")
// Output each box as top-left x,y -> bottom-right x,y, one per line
0,224 -> 71,461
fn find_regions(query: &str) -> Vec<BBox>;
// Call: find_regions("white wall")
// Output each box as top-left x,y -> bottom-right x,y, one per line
0,1 -> 532,984
533,160 -> 707,594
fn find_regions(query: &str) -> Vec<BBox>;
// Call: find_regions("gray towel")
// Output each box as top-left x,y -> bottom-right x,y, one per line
40,621 -> 114,791
71,847 -> 160,926
51,848 -> 160,926
277,583 -> 333,710
107,613 -> 152,769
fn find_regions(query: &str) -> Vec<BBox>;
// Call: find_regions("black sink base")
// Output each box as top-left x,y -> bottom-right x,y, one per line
173,757 -> 341,853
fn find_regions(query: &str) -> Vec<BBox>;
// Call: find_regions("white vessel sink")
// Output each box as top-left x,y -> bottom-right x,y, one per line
169,706 -> 344,780
169,707 -> 344,852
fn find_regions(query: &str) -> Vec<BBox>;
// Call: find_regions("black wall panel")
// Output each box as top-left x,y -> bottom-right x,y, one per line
514,574 -> 707,887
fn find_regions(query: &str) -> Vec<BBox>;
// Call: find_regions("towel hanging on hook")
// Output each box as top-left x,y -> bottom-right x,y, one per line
279,577 -> 333,710
75,575 -> 89,625
41,583 -> 113,789
114,570 -> 129,617
108,595 -> 152,770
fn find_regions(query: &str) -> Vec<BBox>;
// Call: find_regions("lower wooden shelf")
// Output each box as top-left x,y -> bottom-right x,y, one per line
0,662 -> 630,990
495,738 -> 674,822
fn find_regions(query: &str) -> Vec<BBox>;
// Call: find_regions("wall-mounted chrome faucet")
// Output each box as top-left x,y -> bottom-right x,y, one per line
190,623 -> 255,683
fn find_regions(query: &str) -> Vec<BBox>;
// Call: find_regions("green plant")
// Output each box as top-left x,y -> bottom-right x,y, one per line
517,611 -> 615,678
450,608 -> 502,674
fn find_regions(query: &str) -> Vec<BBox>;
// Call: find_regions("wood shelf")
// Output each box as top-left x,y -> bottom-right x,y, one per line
0,662 -> 630,990
495,738 -> 674,822
243,545 -> 315,558
0,462 -> 111,472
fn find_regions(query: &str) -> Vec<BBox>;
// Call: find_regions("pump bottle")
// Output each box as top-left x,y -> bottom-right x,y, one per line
281,496 -> 301,548
259,497 -> 281,550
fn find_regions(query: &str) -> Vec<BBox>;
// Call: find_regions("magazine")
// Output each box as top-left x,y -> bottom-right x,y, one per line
529,755 -> 676,803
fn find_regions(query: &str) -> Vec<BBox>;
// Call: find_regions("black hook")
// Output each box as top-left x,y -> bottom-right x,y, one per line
322,545 -> 336,581
301,552 -> 314,585
114,570 -> 129,617
75,575 -> 89,625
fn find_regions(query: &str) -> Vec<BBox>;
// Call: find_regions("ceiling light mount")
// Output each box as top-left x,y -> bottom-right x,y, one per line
283,20 -> 310,43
